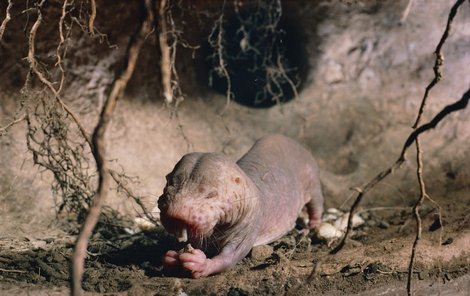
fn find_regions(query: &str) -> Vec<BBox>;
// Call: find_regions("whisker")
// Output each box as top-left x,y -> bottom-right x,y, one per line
229,194 -> 258,204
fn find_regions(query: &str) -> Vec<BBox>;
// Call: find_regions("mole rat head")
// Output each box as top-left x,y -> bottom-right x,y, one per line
158,153 -> 246,246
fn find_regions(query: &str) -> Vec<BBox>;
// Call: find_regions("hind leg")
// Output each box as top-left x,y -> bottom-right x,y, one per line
305,185 -> 324,229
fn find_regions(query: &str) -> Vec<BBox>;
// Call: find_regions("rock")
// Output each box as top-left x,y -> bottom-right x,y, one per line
134,217 -> 157,231
31,240 -> 47,250
442,237 -> 453,245
333,213 -> 365,231
314,222 -> 343,242
323,208 -> 342,222
326,208 -> 342,215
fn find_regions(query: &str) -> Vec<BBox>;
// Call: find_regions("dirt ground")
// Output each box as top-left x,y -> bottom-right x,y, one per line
1,0 -> 469,295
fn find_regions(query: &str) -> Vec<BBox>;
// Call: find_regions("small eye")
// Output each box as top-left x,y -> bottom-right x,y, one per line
158,195 -> 169,209
234,177 -> 241,184
206,191 -> 218,199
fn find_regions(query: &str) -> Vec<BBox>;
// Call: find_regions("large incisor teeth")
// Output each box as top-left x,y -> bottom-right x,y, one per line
177,228 -> 188,242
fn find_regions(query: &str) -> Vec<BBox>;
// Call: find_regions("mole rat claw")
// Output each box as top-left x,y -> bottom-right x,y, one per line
176,228 -> 188,242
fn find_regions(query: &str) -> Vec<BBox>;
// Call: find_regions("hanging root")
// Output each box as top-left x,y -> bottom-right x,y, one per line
109,169 -> 160,225
405,3 -> 464,292
88,0 -> 96,35
0,0 -> 13,40
0,114 -> 26,136
208,0 -> 299,109
330,1 -> 468,269
26,0 -> 91,147
406,139 -> 427,295
158,0 -> 194,107
208,0 -> 233,112
22,0 -> 95,216
412,0 -> 466,128
158,0 -> 173,104
70,0 -> 156,295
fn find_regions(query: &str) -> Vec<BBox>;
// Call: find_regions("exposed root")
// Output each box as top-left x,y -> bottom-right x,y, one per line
402,6 -> 466,293
251,0 -> 299,105
89,0 -> 96,35
26,0 -> 91,147
0,114 -> 26,136
109,169 -> 159,225
331,87 -> 470,255
23,1 -> 95,216
407,5 -> 465,288
0,267 -> 27,274
400,0 -> 414,24
208,0 -> 232,113
174,108 -> 193,152
208,0 -> 299,109
406,138 -> 428,296
55,0 -> 69,95
330,160 -> 403,254
0,0 -> 12,40
24,92 -> 95,215
157,0 -> 195,107
412,0 -> 466,128
331,1 -> 468,263
71,1 -> 156,294
158,0 -> 172,104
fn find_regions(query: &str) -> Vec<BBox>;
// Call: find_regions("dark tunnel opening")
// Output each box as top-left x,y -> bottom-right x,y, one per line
203,1 -> 309,108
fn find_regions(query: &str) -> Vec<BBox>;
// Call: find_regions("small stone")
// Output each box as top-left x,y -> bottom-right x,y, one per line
360,212 -> 370,220
428,216 -> 444,232
341,264 -> 361,277
31,240 -> 47,250
322,213 -> 338,222
334,213 -> 365,231
378,221 -> 390,229
366,219 -> 377,227
326,208 -> 342,215
314,222 -> 343,242
134,217 -> 158,231
296,216 -> 309,229
250,245 -> 274,262
442,237 -> 453,245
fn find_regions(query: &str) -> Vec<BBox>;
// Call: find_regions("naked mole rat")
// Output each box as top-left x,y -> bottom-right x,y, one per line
158,134 -> 324,278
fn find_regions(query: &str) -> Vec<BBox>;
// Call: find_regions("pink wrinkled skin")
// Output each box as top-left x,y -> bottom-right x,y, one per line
158,134 -> 324,278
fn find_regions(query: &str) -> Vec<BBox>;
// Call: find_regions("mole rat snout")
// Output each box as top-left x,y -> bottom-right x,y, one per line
162,213 -> 205,243
162,206 -> 217,243
160,213 -> 185,233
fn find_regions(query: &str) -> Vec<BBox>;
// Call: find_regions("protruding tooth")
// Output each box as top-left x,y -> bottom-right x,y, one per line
177,228 -> 188,242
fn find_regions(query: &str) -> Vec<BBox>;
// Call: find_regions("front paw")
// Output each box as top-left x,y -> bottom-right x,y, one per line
179,249 -> 211,278
163,250 -> 180,271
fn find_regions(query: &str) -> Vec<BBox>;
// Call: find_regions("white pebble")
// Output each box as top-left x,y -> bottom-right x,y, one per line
326,208 -> 342,215
333,213 -> 365,231
134,217 -> 157,231
315,222 -> 343,241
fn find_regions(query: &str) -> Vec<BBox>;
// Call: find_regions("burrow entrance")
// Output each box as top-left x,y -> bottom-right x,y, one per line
203,1 -> 309,108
